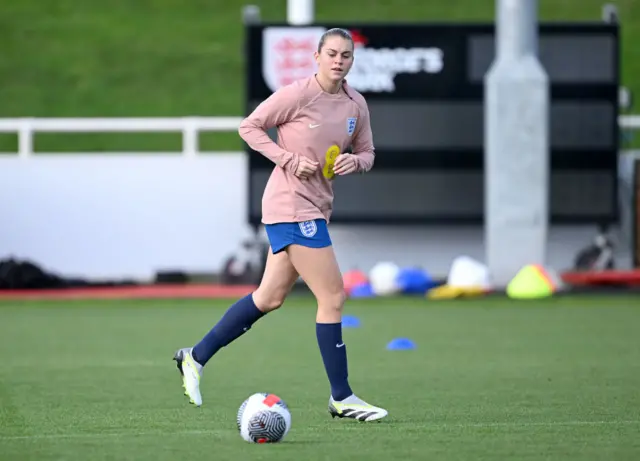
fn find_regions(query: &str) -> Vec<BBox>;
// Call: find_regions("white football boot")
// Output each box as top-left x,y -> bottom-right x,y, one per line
328,394 -> 388,421
173,348 -> 203,407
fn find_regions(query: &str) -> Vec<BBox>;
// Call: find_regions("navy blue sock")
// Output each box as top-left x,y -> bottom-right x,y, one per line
316,322 -> 353,401
192,294 -> 264,366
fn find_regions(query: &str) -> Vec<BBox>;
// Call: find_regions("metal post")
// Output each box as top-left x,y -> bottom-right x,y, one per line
287,0 -> 314,25
484,0 -> 550,287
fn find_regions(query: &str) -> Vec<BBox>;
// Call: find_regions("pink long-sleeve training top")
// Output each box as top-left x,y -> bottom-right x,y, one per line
238,75 -> 375,225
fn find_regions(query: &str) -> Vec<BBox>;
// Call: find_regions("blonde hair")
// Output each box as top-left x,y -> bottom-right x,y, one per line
317,28 -> 354,53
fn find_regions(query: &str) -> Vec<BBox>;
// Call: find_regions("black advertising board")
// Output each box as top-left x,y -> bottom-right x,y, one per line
244,23 -> 619,225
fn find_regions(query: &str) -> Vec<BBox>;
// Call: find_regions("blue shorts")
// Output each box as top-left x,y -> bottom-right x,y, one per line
264,219 -> 332,254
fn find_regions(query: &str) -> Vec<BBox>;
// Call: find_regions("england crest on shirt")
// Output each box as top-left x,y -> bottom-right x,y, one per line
346,117 -> 357,136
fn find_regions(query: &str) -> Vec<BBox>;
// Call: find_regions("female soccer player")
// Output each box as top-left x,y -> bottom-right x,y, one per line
174,28 -> 388,422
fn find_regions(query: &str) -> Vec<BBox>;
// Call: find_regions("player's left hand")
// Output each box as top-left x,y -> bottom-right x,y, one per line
333,153 -> 358,175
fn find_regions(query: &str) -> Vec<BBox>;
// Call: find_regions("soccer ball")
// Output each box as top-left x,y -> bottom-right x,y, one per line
237,393 -> 292,443
369,261 -> 401,296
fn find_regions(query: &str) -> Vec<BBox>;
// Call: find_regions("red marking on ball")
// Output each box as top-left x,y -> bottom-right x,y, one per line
263,394 -> 281,407
257,438 -> 267,444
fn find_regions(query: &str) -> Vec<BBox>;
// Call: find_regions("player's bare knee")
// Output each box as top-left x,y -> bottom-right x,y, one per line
252,289 -> 287,313
318,290 -> 346,315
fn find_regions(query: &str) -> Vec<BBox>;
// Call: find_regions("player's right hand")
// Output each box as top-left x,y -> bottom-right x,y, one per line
294,157 -> 319,180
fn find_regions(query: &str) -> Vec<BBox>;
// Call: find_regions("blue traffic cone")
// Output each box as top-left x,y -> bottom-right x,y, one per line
342,315 -> 361,328
386,337 -> 416,350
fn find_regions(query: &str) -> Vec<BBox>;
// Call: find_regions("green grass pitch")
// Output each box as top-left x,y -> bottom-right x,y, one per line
1,295 -> 639,460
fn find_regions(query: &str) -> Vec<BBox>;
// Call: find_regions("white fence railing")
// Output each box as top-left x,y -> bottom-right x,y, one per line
0,115 -> 639,157
0,116 -> 244,157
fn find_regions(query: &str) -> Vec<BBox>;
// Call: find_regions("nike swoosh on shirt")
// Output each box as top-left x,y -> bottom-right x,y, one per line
309,123 -> 321,128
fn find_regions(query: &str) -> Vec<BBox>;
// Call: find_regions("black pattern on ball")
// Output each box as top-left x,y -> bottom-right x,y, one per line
247,410 -> 287,443
237,393 -> 268,430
